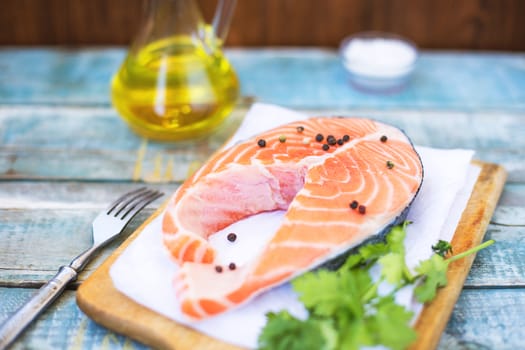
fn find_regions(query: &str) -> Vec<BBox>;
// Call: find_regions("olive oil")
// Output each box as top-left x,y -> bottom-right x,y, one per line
111,35 -> 239,141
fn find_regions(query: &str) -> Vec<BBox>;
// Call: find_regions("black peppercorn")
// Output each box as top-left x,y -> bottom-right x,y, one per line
227,233 -> 237,242
350,200 -> 358,209
228,262 -> 236,270
343,135 -> 350,142
327,135 -> 337,145
358,205 -> 366,214
322,144 -> 330,151
257,139 -> 266,147
315,133 -> 324,142
380,135 -> 388,142
337,138 -> 344,145
215,265 -> 223,273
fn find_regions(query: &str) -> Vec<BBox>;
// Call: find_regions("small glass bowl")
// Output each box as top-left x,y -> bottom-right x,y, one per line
339,32 -> 418,92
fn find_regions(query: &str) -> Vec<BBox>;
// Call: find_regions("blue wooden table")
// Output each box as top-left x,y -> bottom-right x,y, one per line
0,48 -> 524,349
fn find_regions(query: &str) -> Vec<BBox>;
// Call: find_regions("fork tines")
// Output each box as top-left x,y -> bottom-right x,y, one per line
107,188 -> 164,220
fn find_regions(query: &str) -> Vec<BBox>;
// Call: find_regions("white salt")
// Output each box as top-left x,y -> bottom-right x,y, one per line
342,37 -> 417,78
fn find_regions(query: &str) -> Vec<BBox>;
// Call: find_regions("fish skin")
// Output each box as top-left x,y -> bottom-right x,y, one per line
162,117 -> 424,320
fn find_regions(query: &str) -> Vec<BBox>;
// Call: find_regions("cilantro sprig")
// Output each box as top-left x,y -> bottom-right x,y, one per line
258,222 -> 494,350
431,240 -> 453,257
415,238 -> 494,302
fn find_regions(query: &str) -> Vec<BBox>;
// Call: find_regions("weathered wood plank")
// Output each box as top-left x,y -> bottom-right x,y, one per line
1,107 -> 524,182
0,288 -> 523,350
492,205 -> 525,226
465,225 -> 525,287
0,208 -> 162,285
0,179 -> 522,233
440,289 -> 525,350
0,181 -> 177,209
492,183 -> 525,226
4,147 -> 520,183
0,48 -> 125,105
0,289 -> 148,350
1,180 -> 521,213
0,106 -> 245,183
234,51 -> 525,111
0,210 -> 522,287
1,49 -> 524,110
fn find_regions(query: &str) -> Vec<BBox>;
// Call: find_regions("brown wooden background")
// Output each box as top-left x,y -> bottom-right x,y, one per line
1,0 -> 524,50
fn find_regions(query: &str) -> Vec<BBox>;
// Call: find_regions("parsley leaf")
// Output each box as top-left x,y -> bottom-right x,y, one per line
341,241 -> 389,270
258,311 -> 335,350
385,223 -> 409,253
293,268 -> 373,320
415,239 -> 495,302
432,240 -> 453,257
368,296 -> 417,349
257,223 -> 494,350
337,319 -> 372,350
378,252 -> 407,286
414,254 -> 449,302
357,241 -> 390,262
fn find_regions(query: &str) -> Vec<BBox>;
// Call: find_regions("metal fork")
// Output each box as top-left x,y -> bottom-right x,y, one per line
0,187 -> 164,349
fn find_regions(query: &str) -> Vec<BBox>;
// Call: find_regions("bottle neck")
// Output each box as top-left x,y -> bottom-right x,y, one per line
146,0 -> 205,38
212,0 -> 237,44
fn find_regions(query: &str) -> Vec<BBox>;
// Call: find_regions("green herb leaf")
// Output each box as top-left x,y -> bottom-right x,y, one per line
292,268 -> 373,319
357,241 -> 390,262
257,223 -> 494,350
414,254 -> 449,302
337,319 -> 373,350
432,240 -> 453,257
258,311 -> 335,350
378,252 -> 406,286
341,253 -> 365,269
386,223 -> 408,254
367,296 -> 417,350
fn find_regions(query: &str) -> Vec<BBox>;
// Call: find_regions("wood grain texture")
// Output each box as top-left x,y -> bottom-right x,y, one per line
491,183 -> 525,226
464,225 -> 525,287
222,0 -> 525,50
1,106 -> 524,182
1,49 -> 525,111
0,106 -> 244,182
1,0 -> 524,50
0,182 -> 176,209
440,288 -> 525,349
0,0 -> 143,46
411,162 -> 507,350
0,182 -> 521,288
0,208 -> 159,285
74,162 -> 505,350
2,287 -> 523,350
0,48 -> 522,350
0,289 -> 148,350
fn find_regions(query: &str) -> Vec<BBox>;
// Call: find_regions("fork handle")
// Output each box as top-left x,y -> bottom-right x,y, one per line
0,266 -> 77,349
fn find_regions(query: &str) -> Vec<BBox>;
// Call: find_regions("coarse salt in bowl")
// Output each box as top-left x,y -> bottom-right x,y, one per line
340,32 -> 418,92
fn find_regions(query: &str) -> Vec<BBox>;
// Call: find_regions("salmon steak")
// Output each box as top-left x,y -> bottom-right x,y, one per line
162,117 -> 423,320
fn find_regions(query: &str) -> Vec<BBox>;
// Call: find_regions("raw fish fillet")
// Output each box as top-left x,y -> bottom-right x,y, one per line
162,117 -> 423,319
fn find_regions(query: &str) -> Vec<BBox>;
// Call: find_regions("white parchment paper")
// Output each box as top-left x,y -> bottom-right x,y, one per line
110,103 -> 480,349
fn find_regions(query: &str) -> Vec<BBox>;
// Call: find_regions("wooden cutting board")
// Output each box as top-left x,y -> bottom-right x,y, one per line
76,161 -> 506,350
